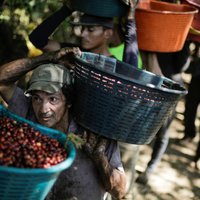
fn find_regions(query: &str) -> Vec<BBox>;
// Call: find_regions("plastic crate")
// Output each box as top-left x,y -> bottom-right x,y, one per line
0,104 -> 76,200
73,52 -> 187,144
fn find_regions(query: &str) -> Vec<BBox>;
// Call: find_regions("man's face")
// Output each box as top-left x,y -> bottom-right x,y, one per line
80,26 -> 106,51
31,90 -> 67,128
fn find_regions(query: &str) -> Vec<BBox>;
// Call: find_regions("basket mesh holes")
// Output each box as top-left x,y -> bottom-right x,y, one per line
80,69 -> 89,78
91,71 -> 101,79
102,75 -> 116,83
76,70 -> 88,81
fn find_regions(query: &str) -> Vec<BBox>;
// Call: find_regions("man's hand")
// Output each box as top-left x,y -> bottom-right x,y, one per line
127,0 -> 139,19
83,131 -> 108,160
49,47 -> 82,69
83,131 -> 126,199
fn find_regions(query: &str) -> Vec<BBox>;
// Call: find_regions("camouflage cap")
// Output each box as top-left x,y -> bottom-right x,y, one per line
24,63 -> 71,95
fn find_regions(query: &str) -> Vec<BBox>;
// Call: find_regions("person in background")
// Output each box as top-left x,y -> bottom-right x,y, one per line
136,41 -> 191,184
0,47 -> 127,200
179,0 -> 200,170
181,40 -> 200,169
29,0 -> 139,64
29,2 -> 114,56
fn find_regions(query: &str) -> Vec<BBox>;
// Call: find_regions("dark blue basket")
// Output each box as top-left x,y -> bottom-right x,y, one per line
71,0 -> 128,17
0,105 -> 76,200
73,52 -> 187,144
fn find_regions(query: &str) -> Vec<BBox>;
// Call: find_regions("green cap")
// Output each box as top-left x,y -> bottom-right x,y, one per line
24,63 -> 71,96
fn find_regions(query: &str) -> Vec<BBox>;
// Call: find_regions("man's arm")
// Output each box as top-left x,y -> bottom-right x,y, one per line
0,47 -> 81,103
93,152 -> 126,199
140,51 -> 163,76
123,0 -> 139,68
29,4 -> 73,52
83,132 -> 126,199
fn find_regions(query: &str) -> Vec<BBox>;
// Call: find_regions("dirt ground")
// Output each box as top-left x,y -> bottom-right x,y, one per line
133,99 -> 200,200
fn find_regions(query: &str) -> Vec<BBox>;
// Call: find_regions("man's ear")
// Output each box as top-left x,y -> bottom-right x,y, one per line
104,29 -> 113,40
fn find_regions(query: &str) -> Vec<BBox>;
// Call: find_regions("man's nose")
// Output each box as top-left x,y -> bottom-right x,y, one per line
40,102 -> 50,114
81,27 -> 88,37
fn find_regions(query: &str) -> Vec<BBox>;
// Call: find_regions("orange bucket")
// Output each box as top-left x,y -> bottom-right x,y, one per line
135,0 -> 198,52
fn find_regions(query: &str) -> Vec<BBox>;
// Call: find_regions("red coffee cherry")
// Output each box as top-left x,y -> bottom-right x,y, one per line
0,116 -> 67,168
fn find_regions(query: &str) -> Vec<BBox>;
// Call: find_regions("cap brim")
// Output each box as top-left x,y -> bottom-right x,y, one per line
69,21 -> 113,29
24,81 -> 62,96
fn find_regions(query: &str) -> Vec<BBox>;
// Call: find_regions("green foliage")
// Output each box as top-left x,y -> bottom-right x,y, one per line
0,0 -> 63,45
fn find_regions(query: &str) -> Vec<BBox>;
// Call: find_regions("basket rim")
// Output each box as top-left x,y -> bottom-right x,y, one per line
136,0 -> 198,14
74,52 -> 187,96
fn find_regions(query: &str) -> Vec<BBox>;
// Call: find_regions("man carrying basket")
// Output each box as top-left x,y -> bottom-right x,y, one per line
0,47 -> 127,199
28,0 -> 140,199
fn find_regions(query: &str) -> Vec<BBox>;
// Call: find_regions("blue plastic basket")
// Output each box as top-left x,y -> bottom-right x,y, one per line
71,0 -> 128,17
0,105 -> 76,200
73,52 -> 187,144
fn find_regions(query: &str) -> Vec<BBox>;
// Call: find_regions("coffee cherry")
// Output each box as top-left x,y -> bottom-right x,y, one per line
0,116 -> 67,168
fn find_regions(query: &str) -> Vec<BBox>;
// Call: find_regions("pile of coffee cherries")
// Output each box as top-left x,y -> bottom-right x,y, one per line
0,116 -> 67,168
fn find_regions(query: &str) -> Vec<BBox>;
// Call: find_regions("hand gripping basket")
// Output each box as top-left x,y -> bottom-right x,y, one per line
73,52 -> 187,144
135,0 -> 198,52
0,105 -> 76,200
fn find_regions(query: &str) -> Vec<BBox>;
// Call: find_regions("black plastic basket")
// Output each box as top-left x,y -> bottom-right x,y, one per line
73,52 -> 187,144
